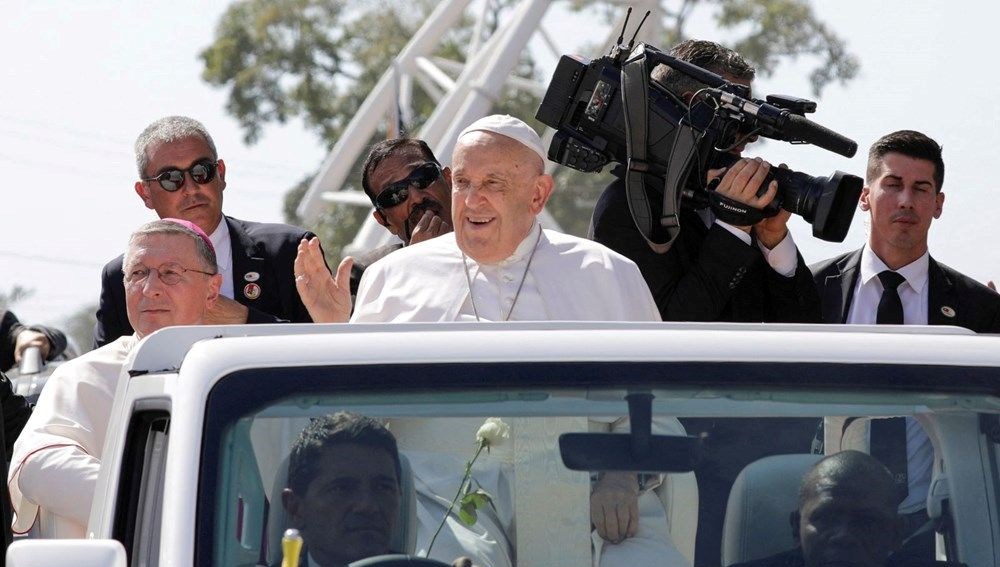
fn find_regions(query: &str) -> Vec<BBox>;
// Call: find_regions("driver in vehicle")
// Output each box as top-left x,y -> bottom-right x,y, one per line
281,413 -> 403,567
727,450 -> 962,567
7,219 -> 222,538
281,412 -> 478,567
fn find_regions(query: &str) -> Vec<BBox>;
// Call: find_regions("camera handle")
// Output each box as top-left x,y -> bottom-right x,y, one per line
621,44 -> 702,254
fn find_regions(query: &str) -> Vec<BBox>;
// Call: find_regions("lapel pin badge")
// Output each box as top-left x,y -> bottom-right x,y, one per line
244,282 -> 261,300
941,306 -> 956,318
244,271 -> 260,282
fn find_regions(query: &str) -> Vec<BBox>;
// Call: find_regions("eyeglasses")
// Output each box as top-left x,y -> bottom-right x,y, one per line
142,160 -> 219,192
374,162 -> 441,210
124,262 -> 216,287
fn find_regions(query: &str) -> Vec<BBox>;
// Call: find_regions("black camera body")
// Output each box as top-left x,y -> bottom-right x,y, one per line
535,43 -> 862,243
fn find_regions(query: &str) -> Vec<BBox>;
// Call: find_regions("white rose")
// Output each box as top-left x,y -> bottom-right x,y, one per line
475,417 -> 510,448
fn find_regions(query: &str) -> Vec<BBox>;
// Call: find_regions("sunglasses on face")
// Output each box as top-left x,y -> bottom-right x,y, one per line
142,160 -> 219,192
374,162 -> 442,210
124,262 -> 215,287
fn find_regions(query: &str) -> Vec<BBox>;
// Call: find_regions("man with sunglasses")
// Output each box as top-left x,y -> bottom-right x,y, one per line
9,219 -> 221,538
93,115 -> 316,347
348,138 -> 453,295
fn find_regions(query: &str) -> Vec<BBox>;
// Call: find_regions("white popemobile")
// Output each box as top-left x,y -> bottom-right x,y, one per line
6,322 -> 1000,567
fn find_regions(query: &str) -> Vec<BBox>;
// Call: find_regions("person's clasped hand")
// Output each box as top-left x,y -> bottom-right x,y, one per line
590,471 -> 640,544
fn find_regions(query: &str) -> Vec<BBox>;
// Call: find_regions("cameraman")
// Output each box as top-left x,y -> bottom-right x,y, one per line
590,39 -> 820,323
590,40 -> 821,567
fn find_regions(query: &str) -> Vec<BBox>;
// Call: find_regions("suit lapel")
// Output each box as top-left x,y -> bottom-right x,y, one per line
226,217 -> 270,307
823,249 -> 862,323
927,256 -> 959,326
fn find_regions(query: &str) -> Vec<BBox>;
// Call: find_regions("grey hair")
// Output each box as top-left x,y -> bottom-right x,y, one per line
123,220 -> 218,274
135,116 -> 218,177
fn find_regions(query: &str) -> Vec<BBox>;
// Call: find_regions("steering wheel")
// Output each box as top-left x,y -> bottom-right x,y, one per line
348,554 -> 451,567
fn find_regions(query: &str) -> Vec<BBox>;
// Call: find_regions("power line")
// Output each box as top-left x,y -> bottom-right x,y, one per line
0,250 -> 104,269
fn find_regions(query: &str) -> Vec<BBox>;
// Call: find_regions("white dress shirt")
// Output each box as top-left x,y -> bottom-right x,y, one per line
846,244 -> 933,513
847,245 -> 930,325
208,218 -> 235,300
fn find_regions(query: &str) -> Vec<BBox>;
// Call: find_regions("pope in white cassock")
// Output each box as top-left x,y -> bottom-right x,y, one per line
7,219 -> 222,538
295,115 -> 690,567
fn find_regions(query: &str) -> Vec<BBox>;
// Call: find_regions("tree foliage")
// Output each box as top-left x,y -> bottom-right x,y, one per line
202,0 -> 858,256
61,303 -> 97,355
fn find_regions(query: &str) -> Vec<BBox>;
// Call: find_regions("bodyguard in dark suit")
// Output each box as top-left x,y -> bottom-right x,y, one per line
94,116 -> 316,347
811,130 -> 999,562
812,250 -> 1000,331
812,129 -> 1000,332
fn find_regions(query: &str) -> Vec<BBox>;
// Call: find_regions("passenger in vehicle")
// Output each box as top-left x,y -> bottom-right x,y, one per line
94,115 -> 318,348
813,130 -> 1000,558
727,450 -> 957,567
7,219 -> 222,538
295,115 -> 688,567
1,310 -> 68,372
281,412 -> 403,567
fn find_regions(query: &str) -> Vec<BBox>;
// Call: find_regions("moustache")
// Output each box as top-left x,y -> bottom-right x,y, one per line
409,200 -> 443,220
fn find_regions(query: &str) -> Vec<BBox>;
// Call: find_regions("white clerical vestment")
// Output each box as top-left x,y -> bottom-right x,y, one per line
351,226 -> 691,567
8,335 -> 136,538
352,225 -> 661,323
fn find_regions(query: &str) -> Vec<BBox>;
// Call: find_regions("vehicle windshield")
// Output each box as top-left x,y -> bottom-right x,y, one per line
197,362 -> 1000,567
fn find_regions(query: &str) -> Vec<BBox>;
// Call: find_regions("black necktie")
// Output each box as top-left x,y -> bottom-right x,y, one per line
876,270 -> 906,324
873,270 -> 910,506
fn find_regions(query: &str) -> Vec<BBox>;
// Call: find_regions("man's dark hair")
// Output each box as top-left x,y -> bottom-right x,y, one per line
651,39 -> 757,97
799,450 -> 898,511
361,138 -> 441,204
287,412 -> 401,495
866,130 -> 945,191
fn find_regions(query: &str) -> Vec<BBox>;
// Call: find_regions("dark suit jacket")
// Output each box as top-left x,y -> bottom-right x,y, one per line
1,311 -> 68,372
0,370 -> 32,556
810,249 -> 1000,331
94,216 -> 316,348
592,176 -> 821,323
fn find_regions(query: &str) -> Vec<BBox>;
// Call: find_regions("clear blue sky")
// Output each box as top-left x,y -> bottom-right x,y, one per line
3,0 -> 999,327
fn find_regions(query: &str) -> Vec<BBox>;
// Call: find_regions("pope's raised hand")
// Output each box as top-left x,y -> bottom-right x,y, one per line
294,237 -> 353,323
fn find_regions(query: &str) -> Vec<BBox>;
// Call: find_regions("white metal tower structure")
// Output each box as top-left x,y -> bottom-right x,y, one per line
296,0 -> 661,256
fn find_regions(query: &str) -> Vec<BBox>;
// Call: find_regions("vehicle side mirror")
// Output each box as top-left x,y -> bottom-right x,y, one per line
7,539 -> 127,567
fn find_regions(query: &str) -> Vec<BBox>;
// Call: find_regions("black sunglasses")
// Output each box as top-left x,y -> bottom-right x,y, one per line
142,160 -> 219,192
374,162 -> 441,210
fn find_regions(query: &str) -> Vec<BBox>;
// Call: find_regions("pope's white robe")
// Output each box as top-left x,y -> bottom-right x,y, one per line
8,335 -> 135,538
351,227 -> 690,567
352,228 -> 661,323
